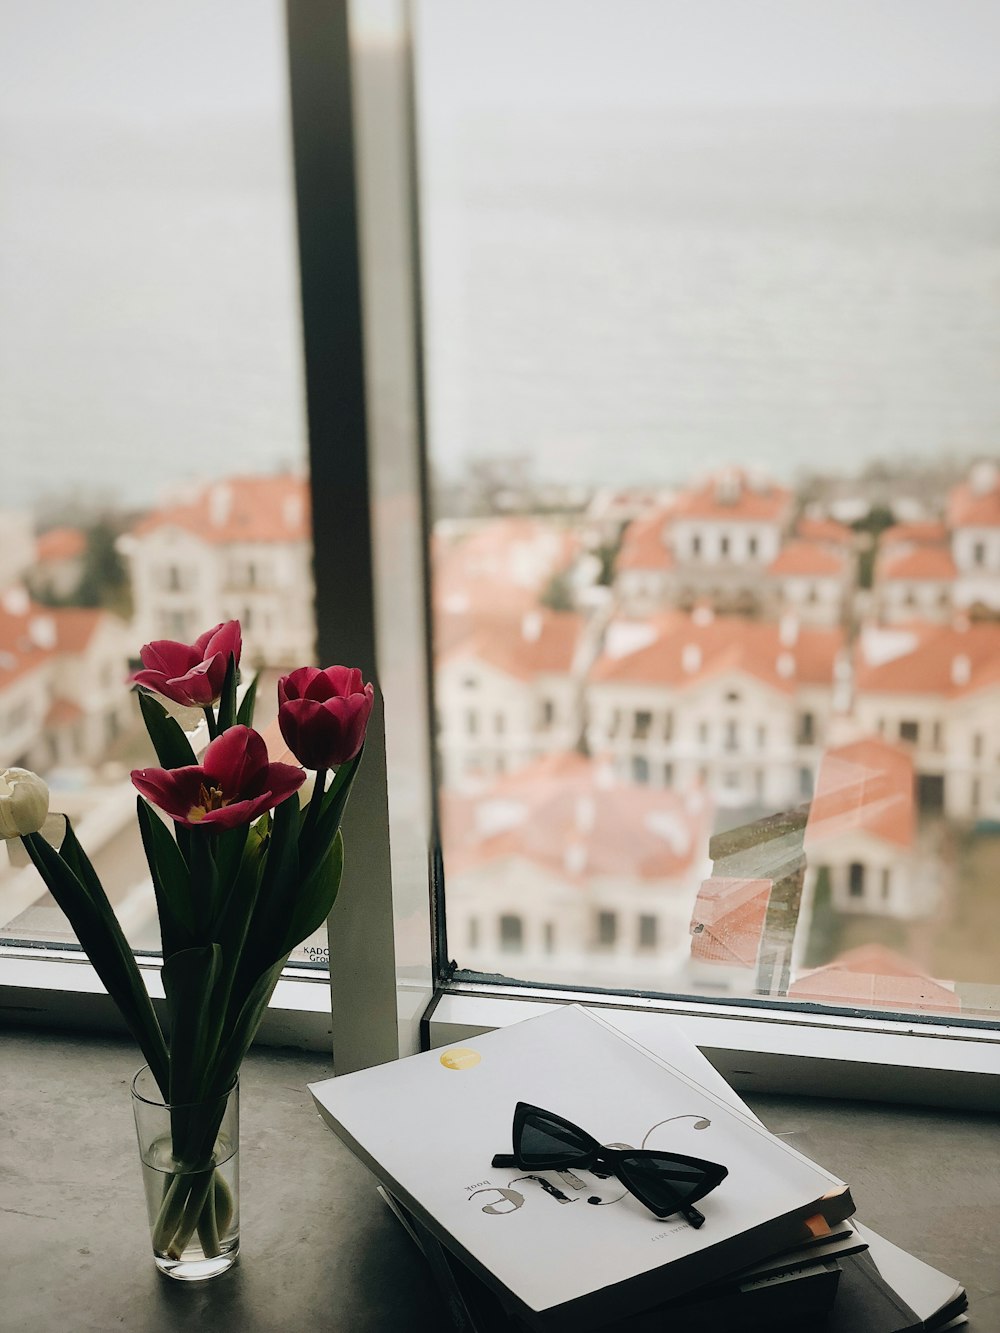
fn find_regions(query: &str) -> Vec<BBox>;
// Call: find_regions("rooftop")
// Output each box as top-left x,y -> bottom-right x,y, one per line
132,475 -> 309,546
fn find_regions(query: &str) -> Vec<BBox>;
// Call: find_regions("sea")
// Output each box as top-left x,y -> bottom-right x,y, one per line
3,99 -> 1000,512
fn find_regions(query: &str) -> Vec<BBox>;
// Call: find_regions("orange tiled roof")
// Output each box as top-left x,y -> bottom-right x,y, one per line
434,517 -> 579,590
616,510 -> 674,572
795,517 -> 855,547
133,475 -> 309,545
768,541 -> 846,577
947,475 -> 1000,528
441,753 -> 709,882
0,598 -> 112,693
48,607 -> 105,653
670,468 -> 793,524
876,545 -> 956,582
0,600 -> 51,691
439,609 -> 584,682
879,521 -> 949,548
689,877 -> 771,968
805,736 -> 915,850
591,611 -> 842,695
35,527 -> 87,563
790,945 -> 959,1012
854,622 -> 1000,698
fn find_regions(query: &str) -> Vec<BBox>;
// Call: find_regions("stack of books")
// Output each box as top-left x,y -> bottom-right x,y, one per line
309,1005 -> 968,1331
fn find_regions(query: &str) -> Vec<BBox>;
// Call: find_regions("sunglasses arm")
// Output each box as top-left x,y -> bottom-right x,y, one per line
491,1153 -> 518,1167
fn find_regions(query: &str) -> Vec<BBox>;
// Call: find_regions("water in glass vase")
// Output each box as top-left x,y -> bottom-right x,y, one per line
140,1132 -> 240,1280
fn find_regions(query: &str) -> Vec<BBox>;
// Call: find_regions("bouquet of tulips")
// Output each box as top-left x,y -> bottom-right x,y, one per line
1,620 -> 373,1263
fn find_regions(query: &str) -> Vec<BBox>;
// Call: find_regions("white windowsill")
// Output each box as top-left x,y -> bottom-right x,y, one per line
427,983 -> 1000,1113
0,947 -> 334,1052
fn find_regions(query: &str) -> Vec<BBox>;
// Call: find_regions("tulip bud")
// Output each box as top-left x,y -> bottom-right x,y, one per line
0,768 -> 51,840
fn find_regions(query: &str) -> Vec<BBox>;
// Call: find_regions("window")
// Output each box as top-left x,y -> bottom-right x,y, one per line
849,863 -> 866,899
468,918 -> 480,949
633,709 -> 652,740
543,921 -> 556,953
499,914 -> 524,953
9,1 -> 1000,1098
899,720 -> 920,743
1,0 -> 327,974
638,914 -> 657,949
797,712 -> 815,746
596,911 -> 617,948
631,754 -> 649,784
724,719 -> 739,752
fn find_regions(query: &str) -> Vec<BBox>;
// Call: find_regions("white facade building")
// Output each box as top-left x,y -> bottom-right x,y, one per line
436,609 -> 589,787
947,460 -> 1000,613
587,610 -> 843,812
853,621 -> 1000,822
0,589 -> 132,772
441,753 -> 714,990
122,475 -> 314,668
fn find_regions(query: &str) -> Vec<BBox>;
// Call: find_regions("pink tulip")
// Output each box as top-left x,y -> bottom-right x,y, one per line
131,725 -> 304,829
131,621 -> 242,708
277,666 -> 374,770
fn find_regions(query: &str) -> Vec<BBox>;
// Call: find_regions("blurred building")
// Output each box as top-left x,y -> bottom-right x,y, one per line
853,620 -> 1000,821
120,474 -> 314,668
587,608 -> 844,811
441,752 -> 713,988
0,588 -> 131,771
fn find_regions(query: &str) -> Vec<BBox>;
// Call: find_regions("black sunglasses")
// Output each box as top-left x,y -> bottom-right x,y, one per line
491,1102 -> 727,1229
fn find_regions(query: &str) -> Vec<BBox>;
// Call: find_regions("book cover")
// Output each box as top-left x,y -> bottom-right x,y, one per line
310,1004 -> 854,1332
380,1183 -> 845,1333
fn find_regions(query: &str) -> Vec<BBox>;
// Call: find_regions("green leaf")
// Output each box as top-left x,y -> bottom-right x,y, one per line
136,690 -> 198,770
185,829 -> 220,939
278,827 -> 344,957
236,672 -> 259,728
22,831 -> 169,1096
226,796 -> 300,1013
217,654 -> 238,733
136,798 -> 196,957
214,957 -> 288,1095
58,816 -> 112,911
162,944 -> 224,1107
300,747 -> 364,879
212,823 -> 250,906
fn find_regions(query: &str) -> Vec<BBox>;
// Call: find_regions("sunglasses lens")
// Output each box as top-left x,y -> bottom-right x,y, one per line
519,1110 -> 591,1167
617,1154 -> 723,1214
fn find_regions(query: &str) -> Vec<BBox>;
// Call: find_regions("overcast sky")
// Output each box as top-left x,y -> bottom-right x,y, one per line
2,1 -> 1000,127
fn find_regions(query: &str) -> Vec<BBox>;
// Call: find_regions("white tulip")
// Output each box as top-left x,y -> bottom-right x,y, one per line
0,768 -> 50,839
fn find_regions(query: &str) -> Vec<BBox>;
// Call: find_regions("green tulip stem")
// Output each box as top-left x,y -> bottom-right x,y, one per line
302,769 -> 327,845
203,707 -> 219,742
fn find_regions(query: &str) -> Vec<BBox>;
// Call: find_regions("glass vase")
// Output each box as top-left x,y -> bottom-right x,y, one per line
131,1066 -> 240,1281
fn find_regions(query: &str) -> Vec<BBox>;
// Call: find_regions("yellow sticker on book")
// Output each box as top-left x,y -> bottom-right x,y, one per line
439,1047 -> 481,1070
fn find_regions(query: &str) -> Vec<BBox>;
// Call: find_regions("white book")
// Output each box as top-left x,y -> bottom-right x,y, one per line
310,1004 -> 854,1331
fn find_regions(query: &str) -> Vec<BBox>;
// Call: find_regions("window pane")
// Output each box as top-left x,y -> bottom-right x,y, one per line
419,0 -> 1000,1017
0,3 -> 321,964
